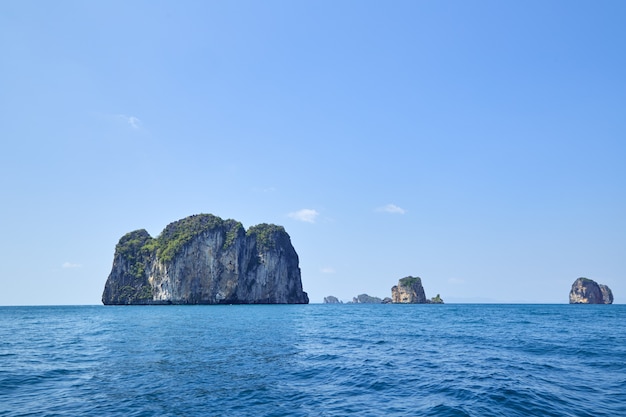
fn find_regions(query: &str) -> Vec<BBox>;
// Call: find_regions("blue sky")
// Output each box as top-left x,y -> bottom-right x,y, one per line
1,1 -> 624,305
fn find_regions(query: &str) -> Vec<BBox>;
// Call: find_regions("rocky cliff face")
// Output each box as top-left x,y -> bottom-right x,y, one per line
391,276 -> 427,303
569,277 -> 613,304
351,294 -> 383,304
102,214 -> 309,305
599,284 -> 614,304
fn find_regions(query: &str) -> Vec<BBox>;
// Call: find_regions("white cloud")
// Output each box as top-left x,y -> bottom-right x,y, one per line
127,116 -> 141,129
376,204 -> 407,214
117,114 -> 141,129
62,262 -> 82,269
321,267 -> 336,274
288,208 -> 319,223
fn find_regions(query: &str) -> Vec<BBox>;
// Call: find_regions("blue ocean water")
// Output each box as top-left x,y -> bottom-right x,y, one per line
1,304 -> 624,416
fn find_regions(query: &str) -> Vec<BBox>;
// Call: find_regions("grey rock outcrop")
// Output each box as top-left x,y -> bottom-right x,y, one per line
391,276 -> 428,303
351,294 -> 383,304
323,296 -> 342,304
599,284 -> 614,304
569,277 -> 613,304
102,214 -> 309,305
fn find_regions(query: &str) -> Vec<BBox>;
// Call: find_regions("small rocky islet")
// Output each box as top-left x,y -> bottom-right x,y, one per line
569,277 -> 613,304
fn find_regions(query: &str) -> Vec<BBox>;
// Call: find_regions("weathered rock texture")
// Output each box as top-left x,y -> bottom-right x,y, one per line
391,276 -> 428,303
569,277 -> 613,304
323,296 -> 342,304
599,285 -> 614,304
102,214 -> 309,305
351,294 -> 383,304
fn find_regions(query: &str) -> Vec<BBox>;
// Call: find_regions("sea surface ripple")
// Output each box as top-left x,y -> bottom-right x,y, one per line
1,304 -> 624,416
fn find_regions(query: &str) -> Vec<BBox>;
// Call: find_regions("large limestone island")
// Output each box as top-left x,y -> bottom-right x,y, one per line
102,214 -> 309,305
569,277 -> 613,304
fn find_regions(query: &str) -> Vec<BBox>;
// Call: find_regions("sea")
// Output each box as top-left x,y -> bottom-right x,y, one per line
1,304 -> 624,417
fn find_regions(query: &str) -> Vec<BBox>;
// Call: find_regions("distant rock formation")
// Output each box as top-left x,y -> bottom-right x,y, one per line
569,277 -> 613,304
391,276 -> 428,303
351,294 -> 383,304
430,294 -> 444,304
323,296 -> 342,304
102,214 -> 309,305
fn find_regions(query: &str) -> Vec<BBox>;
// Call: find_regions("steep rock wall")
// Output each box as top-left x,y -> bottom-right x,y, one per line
569,277 -> 613,304
391,276 -> 427,303
102,214 -> 308,305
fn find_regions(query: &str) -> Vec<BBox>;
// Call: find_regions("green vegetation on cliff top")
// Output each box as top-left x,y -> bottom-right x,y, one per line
247,223 -> 286,251
154,214 -> 240,262
398,276 -> 422,287
115,214 -> 285,264
115,229 -> 152,265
